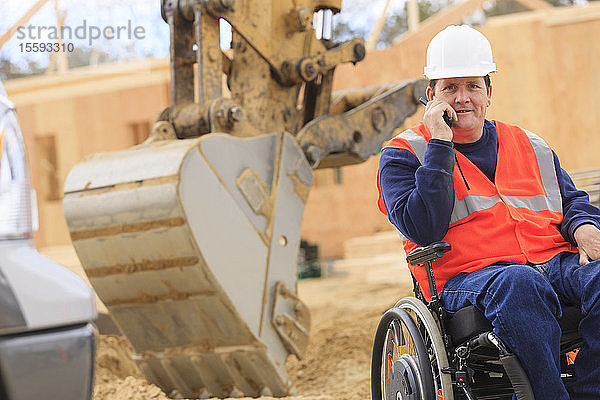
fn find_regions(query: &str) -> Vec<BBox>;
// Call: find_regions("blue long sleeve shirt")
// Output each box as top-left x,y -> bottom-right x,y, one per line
379,120 -> 600,246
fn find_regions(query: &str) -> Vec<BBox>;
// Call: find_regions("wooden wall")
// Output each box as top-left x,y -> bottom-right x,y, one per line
484,8 -> 600,171
5,59 -> 170,247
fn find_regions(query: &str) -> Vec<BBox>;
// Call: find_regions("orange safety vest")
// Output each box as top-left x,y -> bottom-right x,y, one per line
377,121 -> 578,300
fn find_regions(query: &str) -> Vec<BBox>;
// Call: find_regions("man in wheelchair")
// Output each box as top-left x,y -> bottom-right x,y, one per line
375,25 -> 600,399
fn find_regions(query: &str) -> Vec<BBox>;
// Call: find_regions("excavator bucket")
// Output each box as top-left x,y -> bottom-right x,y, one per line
63,129 -> 312,398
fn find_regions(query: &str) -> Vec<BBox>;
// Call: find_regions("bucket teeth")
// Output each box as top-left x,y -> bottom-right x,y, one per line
229,386 -> 243,398
161,359 -> 194,397
134,350 -> 290,398
260,386 -> 273,396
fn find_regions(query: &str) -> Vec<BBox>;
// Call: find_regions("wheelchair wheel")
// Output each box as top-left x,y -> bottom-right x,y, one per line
395,297 -> 454,400
372,307 -> 434,400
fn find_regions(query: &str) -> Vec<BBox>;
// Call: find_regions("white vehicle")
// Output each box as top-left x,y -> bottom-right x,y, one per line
0,82 -> 96,400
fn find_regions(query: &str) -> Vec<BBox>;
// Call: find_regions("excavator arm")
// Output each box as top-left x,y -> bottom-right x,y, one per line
63,0 -> 424,398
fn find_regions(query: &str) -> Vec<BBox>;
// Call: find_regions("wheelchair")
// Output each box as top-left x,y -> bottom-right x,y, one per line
371,242 -> 583,400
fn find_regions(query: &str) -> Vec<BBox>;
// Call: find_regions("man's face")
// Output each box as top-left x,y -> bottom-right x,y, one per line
428,76 -> 492,134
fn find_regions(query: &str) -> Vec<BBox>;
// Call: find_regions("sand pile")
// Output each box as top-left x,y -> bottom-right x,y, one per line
94,335 -> 169,400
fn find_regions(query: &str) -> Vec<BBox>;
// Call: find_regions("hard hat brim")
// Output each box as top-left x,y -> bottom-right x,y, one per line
424,64 -> 496,80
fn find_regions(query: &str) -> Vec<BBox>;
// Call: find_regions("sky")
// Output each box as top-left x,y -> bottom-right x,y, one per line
1,0 -> 170,70
2,0 -> 169,67
0,0 -> 415,73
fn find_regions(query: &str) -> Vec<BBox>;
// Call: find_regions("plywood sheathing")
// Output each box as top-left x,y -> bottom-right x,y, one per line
6,59 -> 170,248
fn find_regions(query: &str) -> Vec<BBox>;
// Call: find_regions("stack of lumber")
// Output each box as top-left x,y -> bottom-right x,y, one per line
571,169 -> 600,207
333,231 -> 411,284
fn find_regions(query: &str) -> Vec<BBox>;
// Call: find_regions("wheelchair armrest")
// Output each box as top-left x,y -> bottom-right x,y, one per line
406,242 -> 451,266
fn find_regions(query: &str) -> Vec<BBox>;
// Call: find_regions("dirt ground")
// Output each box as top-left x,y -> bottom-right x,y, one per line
92,260 -> 413,400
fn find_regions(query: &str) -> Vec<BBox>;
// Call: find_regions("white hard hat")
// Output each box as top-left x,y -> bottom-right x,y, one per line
424,25 -> 496,80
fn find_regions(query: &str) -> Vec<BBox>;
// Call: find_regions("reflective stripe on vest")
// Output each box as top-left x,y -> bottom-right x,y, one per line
521,129 -> 562,213
398,129 -> 426,165
451,195 -> 502,224
396,128 -> 562,224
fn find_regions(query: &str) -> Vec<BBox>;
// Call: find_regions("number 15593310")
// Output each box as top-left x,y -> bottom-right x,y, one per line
19,42 -> 74,53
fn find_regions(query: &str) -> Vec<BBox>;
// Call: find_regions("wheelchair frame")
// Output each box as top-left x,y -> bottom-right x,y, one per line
371,241 -> 582,400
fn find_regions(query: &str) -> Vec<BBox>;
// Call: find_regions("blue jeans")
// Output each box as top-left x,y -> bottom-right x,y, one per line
439,252 -> 600,400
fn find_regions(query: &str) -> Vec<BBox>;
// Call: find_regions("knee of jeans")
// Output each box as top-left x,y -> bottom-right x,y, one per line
491,266 -> 559,308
